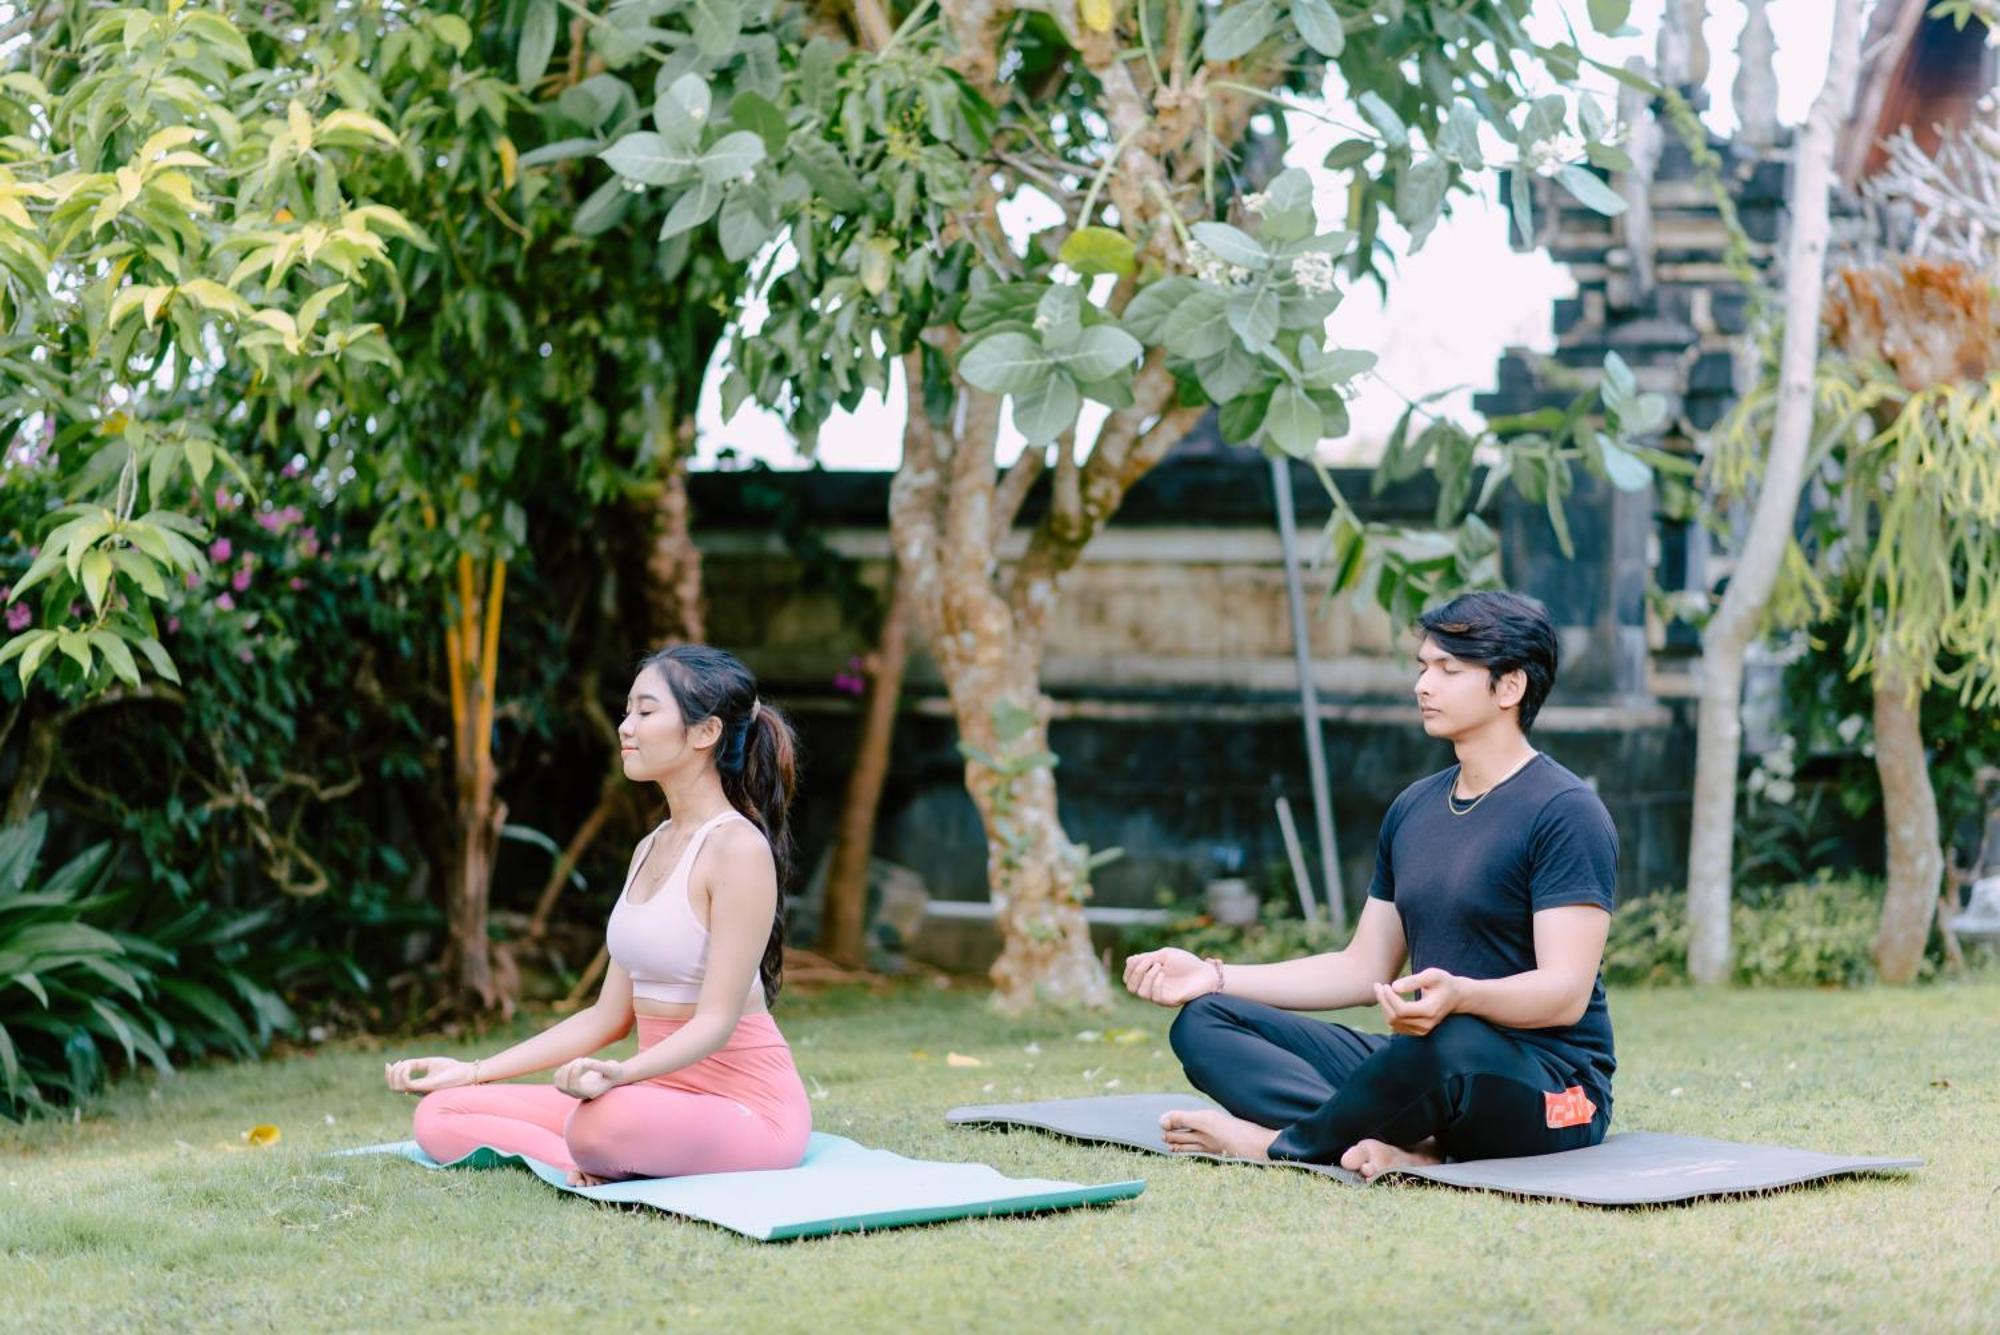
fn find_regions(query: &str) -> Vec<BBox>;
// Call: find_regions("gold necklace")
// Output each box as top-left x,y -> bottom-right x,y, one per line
1446,752 -> 1538,816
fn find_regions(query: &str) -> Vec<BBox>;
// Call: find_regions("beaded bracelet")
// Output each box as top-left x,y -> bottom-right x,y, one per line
1203,956 -> 1225,995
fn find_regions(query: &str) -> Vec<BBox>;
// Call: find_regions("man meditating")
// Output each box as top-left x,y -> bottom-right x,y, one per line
1123,591 -> 1617,1178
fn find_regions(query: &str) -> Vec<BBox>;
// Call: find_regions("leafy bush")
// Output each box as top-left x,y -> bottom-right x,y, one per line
0,815 -> 293,1119
1605,876 -> 1942,989
1124,896 -> 1346,967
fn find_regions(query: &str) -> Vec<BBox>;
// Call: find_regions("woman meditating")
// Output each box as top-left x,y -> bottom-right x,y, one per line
384,645 -> 810,1185
1124,591 -> 1618,1179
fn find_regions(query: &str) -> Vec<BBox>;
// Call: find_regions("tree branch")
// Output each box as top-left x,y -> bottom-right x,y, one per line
990,441 -> 1048,549
852,0 -> 896,52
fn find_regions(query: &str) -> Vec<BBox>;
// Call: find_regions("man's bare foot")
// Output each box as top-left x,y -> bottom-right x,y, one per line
566,1169 -> 611,1187
1339,1137 -> 1443,1181
1159,1108 -> 1280,1160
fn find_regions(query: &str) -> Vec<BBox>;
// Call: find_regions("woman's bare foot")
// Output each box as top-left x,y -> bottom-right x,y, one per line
566,1169 -> 611,1187
1339,1137 -> 1443,1181
1159,1108 -> 1280,1160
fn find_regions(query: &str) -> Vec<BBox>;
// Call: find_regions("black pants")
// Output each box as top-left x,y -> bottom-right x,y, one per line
1169,993 -> 1611,1164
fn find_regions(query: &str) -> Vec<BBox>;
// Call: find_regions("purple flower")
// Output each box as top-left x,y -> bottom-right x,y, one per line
256,511 -> 283,531
832,672 -> 867,697
5,603 -> 31,632
280,459 -> 305,480
237,648 -> 254,664
289,577 -> 306,591
165,616 -> 180,635
184,570 -> 200,589
209,538 -> 233,562
214,487 -> 238,512
215,592 -> 236,611
231,567 -> 252,593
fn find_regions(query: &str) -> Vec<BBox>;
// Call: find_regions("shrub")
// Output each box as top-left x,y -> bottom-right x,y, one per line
0,815 -> 293,1119
1605,875 -> 1942,989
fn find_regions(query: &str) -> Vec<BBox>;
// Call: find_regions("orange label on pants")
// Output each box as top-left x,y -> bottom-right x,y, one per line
1544,1085 -> 1597,1129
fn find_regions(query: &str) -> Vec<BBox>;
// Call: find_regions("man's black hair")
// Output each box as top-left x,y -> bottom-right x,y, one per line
1417,591 -> 1559,733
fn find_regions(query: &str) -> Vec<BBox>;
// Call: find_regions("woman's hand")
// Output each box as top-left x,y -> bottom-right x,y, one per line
553,1057 -> 628,1100
384,1056 -> 478,1094
1374,968 -> 1464,1036
1122,948 -> 1220,1007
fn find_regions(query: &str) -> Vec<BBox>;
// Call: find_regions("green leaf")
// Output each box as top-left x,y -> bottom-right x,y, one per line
517,0 -> 558,88
1323,139 -> 1374,170
1227,285 -> 1280,353
1208,385 -> 1272,443
1190,221 -> 1269,270
1159,288 -> 1233,359
659,180 -> 723,239
1509,167 -> 1534,246
718,190 -> 772,262
516,135 -> 600,169
959,332 -> 1053,395
601,132 -> 699,186
1011,373 -> 1081,446
1598,439 -> 1653,491
79,550 -> 112,615
1119,278 -> 1198,342
1291,0 -> 1345,57
1058,226 -> 1137,277
1357,91 -> 1408,151
431,13 -> 474,54
1036,285 -> 1084,350
697,131 -> 766,186
731,91 -> 789,156
572,176 -> 633,235
1587,0 -> 1634,34
1394,156 -> 1450,250
1061,325 -> 1142,382
657,74 -> 712,132
688,0 -> 743,57
133,637 -> 179,684
1263,385 -> 1323,457
1204,0 -> 1278,62
1439,100 -> 1486,170
86,632 -> 140,687
1557,164 -> 1627,216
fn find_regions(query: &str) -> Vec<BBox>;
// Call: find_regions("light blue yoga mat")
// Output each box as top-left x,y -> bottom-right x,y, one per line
339,1131 -> 1144,1241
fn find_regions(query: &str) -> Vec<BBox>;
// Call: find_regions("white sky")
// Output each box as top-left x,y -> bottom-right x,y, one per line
694,0 -> 1840,472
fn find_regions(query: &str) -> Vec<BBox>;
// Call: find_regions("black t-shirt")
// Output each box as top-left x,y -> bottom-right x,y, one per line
1367,754 -> 1618,1101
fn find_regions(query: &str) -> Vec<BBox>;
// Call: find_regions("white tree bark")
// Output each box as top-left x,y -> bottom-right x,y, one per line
1685,0 -> 1863,985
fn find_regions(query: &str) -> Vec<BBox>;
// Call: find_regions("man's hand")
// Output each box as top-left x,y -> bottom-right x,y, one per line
1122,948 -> 1219,1007
1374,968 -> 1463,1036
553,1057 -> 627,1100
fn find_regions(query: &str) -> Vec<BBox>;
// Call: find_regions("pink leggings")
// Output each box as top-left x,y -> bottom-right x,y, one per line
412,1014 -> 811,1180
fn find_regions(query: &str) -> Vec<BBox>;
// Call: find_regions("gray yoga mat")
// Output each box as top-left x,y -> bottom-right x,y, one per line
946,1093 -> 1922,1206
341,1130 -> 1143,1240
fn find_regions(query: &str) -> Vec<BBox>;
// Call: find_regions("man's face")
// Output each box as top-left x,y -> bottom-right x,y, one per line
1414,635 -> 1521,740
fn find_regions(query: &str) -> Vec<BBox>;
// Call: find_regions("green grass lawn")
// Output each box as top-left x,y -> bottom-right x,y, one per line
4,977 -> 1995,1332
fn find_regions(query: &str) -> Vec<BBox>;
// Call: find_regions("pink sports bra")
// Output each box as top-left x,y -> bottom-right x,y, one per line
605,809 -> 763,1007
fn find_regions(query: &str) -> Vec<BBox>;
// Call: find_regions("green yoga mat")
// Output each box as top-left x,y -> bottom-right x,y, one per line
340,1131 -> 1144,1241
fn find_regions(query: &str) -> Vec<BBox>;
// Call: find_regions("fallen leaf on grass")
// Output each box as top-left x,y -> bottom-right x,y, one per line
1106,1027 -> 1148,1045
946,1052 -> 988,1068
244,1124 -> 281,1148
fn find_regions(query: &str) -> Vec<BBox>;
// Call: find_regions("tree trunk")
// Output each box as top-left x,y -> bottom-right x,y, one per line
818,570 -> 911,967
1685,0 -> 1862,984
3,710 -> 57,826
888,373 -> 1117,1011
1871,669 -> 1941,983
644,412 -> 705,646
441,553 -> 510,1012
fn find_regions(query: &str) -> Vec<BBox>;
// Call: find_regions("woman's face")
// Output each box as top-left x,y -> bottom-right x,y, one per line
618,667 -> 720,782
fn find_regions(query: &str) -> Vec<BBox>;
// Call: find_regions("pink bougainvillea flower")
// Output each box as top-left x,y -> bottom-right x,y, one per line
209,538 -> 233,562
215,592 -> 236,611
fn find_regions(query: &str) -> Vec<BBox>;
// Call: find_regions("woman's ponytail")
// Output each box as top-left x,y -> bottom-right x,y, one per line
724,701 -> 797,1004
